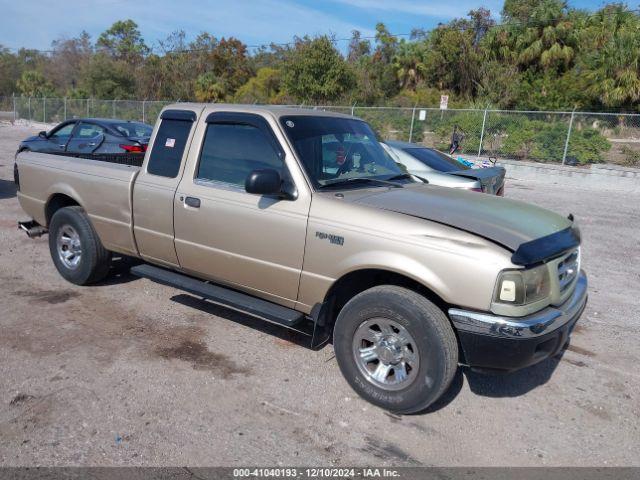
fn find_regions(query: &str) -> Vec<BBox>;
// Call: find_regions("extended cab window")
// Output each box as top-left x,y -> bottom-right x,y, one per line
147,118 -> 193,178
196,123 -> 284,187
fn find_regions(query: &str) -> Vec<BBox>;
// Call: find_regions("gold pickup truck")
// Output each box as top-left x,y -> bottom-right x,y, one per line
15,104 -> 587,413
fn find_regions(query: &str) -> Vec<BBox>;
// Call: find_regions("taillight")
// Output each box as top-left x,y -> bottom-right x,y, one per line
119,144 -> 146,153
470,187 -> 483,192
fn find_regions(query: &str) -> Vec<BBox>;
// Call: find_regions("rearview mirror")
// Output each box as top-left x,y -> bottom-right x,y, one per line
38,131 -> 47,139
245,169 -> 283,197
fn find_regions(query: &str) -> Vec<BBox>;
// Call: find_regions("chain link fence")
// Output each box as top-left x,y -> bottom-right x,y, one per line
2,96 -> 172,126
2,96 -> 639,167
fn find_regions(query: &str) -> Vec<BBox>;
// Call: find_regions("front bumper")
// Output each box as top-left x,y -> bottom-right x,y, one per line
448,271 -> 588,372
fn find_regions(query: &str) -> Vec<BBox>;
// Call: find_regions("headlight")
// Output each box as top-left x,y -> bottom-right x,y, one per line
493,264 -> 551,306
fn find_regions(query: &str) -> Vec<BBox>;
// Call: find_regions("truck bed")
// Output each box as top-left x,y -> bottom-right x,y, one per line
16,151 -> 140,256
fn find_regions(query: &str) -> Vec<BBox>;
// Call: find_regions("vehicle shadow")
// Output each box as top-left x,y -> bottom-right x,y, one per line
169,293 -> 315,348
0,179 -> 17,199
95,255 -> 143,286
415,351 -> 564,414
463,353 -> 563,398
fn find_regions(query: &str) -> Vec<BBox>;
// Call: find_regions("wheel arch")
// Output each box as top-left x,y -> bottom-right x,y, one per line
45,192 -> 81,227
316,267 -> 451,332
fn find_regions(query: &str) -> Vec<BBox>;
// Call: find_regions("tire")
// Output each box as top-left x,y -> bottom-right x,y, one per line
48,206 -> 111,285
333,285 -> 458,414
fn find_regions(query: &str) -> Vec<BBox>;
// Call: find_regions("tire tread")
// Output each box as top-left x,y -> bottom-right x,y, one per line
49,206 -> 111,285
334,285 -> 458,413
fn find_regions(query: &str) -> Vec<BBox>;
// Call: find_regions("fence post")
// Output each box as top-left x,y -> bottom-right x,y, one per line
408,104 -> 417,143
351,102 -> 356,116
562,108 -> 576,165
86,98 -> 90,117
12,93 -> 16,123
43,97 -> 46,123
477,108 -> 488,158
64,97 -> 67,121
112,99 -> 116,118
142,100 -> 146,123
28,97 -> 31,124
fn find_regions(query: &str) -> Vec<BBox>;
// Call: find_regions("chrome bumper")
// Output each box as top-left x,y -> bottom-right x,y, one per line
449,271 -> 588,339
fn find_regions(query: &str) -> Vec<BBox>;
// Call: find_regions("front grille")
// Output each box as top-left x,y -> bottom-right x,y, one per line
557,249 -> 580,294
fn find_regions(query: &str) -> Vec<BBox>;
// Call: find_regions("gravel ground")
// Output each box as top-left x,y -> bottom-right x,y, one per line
0,123 -> 638,467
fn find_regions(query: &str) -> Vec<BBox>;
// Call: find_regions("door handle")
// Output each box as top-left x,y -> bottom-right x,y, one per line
88,142 -> 97,146
184,196 -> 201,208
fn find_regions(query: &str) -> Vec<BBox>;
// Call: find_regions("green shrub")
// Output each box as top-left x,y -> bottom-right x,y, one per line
567,128 -> 611,164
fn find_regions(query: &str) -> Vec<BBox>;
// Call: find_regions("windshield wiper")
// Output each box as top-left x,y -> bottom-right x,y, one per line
385,173 -> 414,182
319,177 -> 404,190
387,172 -> 429,184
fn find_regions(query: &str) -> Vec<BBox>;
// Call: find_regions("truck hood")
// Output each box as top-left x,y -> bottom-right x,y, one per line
350,183 -> 576,262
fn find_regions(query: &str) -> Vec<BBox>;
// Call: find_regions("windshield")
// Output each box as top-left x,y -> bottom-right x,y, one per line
281,116 -> 407,188
112,122 -> 153,138
404,147 -> 469,172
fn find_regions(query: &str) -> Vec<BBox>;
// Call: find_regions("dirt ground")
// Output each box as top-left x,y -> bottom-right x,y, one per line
0,123 -> 638,467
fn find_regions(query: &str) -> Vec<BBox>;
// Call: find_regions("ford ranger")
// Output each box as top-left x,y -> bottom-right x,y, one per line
15,104 -> 587,413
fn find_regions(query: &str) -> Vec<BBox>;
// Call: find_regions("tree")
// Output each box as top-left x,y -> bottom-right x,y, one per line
370,23 -> 400,98
96,20 -> 149,62
16,70 -> 56,97
234,67 -> 282,103
0,45 -> 21,95
139,31 -> 195,100
282,36 -> 355,103
81,53 -> 136,98
347,30 -> 371,63
576,5 -> 640,109
393,40 -> 429,90
194,72 -> 227,102
46,31 -> 93,94
188,34 -> 253,98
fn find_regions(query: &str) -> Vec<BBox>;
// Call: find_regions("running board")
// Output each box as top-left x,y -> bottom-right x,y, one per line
130,264 -> 305,327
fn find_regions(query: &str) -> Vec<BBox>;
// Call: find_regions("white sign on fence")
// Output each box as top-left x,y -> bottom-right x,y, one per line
418,109 -> 426,121
440,95 -> 449,110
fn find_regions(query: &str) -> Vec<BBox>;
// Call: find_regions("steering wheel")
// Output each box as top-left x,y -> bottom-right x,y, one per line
336,155 -> 354,177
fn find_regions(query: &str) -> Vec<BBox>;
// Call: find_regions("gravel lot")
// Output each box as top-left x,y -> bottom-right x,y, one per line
0,123 -> 638,467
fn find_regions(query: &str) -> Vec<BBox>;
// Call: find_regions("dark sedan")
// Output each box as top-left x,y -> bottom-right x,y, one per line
17,118 -> 153,157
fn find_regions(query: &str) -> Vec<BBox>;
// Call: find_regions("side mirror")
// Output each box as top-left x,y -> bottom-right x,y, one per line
245,169 -> 283,196
245,169 -> 295,200
38,131 -> 48,139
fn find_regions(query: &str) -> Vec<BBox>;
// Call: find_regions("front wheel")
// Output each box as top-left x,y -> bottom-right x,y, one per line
333,285 -> 458,414
48,206 -> 111,285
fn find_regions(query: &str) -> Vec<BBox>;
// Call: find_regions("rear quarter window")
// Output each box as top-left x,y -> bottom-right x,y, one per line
147,119 -> 193,178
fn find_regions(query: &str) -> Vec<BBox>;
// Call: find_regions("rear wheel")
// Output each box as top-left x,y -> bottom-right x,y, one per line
48,206 -> 111,285
333,285 -> 458,413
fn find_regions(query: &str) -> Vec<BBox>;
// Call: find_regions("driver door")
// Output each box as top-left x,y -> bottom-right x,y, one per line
173,111 -> 311,307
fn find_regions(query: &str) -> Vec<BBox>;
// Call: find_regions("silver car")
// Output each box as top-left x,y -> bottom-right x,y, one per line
382,140 -> 506,195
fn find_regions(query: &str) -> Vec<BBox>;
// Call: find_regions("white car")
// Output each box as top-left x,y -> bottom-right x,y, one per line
382,141 -> 505,195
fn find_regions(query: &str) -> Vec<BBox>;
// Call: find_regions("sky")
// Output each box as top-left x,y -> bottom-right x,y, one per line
0,0 -> 616,53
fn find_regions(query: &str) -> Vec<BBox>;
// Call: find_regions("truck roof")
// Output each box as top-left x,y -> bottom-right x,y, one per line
163,103 -> 356,120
